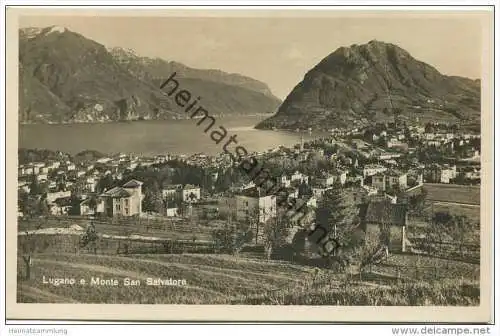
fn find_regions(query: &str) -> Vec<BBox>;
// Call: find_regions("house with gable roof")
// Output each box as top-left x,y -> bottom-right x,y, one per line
359,200 -> 409,253
100,179 -> 143,217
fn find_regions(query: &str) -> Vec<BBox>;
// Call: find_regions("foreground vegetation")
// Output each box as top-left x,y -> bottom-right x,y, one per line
17,252 -> 479,305
235,279 -> 479,305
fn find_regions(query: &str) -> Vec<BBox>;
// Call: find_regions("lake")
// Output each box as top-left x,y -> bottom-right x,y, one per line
19,116 -> 327,156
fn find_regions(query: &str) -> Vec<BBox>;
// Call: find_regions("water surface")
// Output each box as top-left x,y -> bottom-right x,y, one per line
20,116 -> 326,156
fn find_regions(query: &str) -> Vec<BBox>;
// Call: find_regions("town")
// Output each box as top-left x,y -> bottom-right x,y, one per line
18,118 -> 480,236
17,118 -> 482,305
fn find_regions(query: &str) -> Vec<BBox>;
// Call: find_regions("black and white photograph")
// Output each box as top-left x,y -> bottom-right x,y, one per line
4,6 -> 494,323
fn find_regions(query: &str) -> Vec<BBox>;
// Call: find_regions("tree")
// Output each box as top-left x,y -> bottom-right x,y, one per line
314,187 -> 363,270
96,175 -> 115,193
28,175 -> 44,196
262,216 -> 290,260
212,218 -> 253,255
215,169 -> 233,192
20,195 -> 51,280
142,181 -> 164,214
87,196 -> 98,214
80,222 -> 98,254
291,229 -> 308,259
38,198 -> 50,217
423,211 -> 474,258
21,220 -> 44,280
424,211 -> 454,254
357,232 -> 389,276
409,188 -> 428,214
249,206 -> 262,245
24,196 -> 40,219
18,189 -> 30,215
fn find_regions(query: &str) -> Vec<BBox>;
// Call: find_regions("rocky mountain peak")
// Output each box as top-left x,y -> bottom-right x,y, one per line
20,25 -> 69,39
256,40 -> 480,131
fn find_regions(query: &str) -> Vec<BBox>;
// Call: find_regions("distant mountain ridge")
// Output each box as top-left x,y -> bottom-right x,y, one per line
19,26 -> 281,124
108,47 -> 276,97
256,40 -> 480,131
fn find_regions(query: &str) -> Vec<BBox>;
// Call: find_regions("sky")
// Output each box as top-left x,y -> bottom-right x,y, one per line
19,12 -> 488,99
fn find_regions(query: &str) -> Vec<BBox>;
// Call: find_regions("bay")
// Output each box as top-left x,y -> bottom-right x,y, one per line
19,116 -> 326,157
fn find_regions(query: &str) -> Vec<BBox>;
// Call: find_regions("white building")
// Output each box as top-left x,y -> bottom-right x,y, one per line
315,173 -> 334,188
290,171 -> 309,184
162,184 -> 183,200
97,157 -> 112,164
440,166 -> 457,183
333,170 -> 348,186
235,187 -> 277,224
279,174 -> 291,188
47,161 -> 61,170
36,173 -> 48,182
46,190 -> 72,204
363,164 -> 388,177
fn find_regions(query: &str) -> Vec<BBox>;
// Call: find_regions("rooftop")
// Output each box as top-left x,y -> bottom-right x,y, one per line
359,201 -> 407,226
100,186 -> 131,198
364,164 -> 386,169
236,187 -> 271,198
162,184 -> 182,190
122,179 -> 143,188
54,196 -> 73,207
386,169 -> 406,177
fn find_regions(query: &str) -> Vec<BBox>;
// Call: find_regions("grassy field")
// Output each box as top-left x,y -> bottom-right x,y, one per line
431,203 -> 480,224
423,183 -> 480,205
17,253 -> 322,304
370,253 -> 480,281
17,252 -> 479,305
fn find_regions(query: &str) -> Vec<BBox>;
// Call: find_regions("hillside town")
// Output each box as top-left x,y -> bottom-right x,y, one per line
18,120 -> 481,248
11,9 -> 491,313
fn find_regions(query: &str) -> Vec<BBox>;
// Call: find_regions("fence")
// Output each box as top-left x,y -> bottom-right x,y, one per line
17,232 -> 217,256
18,215 -> 221,242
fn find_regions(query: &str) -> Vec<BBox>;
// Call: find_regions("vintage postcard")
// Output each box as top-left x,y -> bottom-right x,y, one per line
4,7 -> 494,322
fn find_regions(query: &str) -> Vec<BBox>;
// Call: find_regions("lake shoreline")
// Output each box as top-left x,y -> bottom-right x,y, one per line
19,116 -> 324,157
19,113 -> 276,126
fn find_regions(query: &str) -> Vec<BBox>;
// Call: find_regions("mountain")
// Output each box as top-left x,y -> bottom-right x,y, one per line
256,40 -> 480,131
108,47 -> 276,97
19,26 -> 281,124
